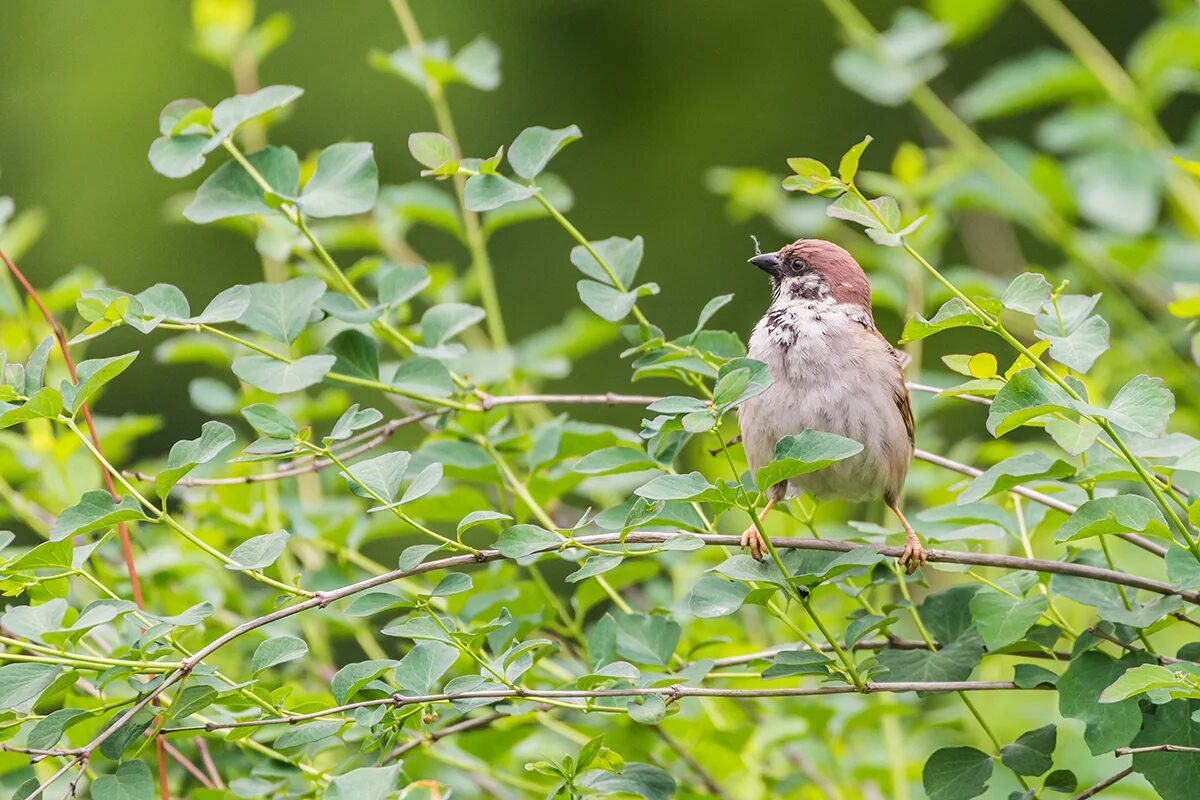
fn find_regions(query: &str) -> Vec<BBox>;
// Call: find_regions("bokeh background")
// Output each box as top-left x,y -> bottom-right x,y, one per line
0,0 -> 1181,449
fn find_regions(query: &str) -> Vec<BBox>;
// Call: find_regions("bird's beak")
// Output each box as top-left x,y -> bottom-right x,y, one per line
748,252 -> 781,276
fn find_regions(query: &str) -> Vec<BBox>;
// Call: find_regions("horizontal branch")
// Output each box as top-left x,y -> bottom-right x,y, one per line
1114,744 -> 1200,756
157,681 -> 1041,735
913,448 -> 1167,557
18,513 -> 1173,797
706,637 -> 1072,667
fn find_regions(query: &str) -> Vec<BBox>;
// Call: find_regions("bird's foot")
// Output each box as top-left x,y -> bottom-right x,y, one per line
740,526 -> 768,562
898,531 -> 927,575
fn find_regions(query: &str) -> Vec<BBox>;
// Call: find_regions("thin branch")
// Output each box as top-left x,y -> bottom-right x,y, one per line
384,710 -> 510,761
705,638 -> 1072,667
25,528 -> 1179,798
161,740 -> 214,790
1,246 -> 171,794
155,681 -> 1040,735
1,247 -> 146,605
913,447 -> 1167,558
123,409 -> 445,487
653,726 -> 733,800
1114,744 -> 1200,756
1070,766 -> 1133,799
193,736 -> 225,790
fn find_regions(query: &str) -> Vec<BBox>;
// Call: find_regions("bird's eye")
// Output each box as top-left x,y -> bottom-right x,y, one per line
790,259 -> 805,273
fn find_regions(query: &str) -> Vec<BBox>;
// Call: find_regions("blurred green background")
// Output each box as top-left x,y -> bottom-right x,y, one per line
0,0 -> 1175,439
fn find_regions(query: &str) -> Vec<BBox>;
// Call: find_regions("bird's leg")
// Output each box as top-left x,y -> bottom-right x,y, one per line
740,498 -> 775,561
889,500 -> 927,575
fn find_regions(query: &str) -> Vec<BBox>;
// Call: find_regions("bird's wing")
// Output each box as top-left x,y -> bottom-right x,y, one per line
873,329 -> 915,446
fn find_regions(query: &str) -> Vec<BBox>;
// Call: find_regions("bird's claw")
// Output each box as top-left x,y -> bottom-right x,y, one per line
741,527 -> 768,562
898,532 -> 927,575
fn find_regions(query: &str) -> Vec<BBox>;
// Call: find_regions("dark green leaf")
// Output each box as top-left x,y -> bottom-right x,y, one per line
1000,725 -> 1056,776
755,430 -> 863,492
923,746 -> 993,800
50,491 -> 148,541
252,635 -> 308,674
227,530 -> 289,570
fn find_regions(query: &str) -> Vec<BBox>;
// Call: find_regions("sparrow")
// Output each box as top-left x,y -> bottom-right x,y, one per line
737,238 -> 926,574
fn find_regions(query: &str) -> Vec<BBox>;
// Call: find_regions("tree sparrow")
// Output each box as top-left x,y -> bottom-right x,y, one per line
737,238 -> 926,573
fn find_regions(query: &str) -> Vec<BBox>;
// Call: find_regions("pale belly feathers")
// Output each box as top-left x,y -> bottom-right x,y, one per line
738,298 -> 912,503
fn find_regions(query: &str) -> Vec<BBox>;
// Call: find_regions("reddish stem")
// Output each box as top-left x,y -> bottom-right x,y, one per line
2,247 -> 163,796
1,248 -> 145,608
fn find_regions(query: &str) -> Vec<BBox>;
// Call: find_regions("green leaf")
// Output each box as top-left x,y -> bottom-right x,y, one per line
331,659 -> 398,704
634,472 -> 712,501
958,452 -> 1074,504
252,635 -> 309,674
184,145 -> 300,223
379,264 -> 431,306
421,302 -> 485,347
0,387 -> 63,430
1042,769 -> 1077,793
408,131 -> 455,169
783,157 -> 834,193
495,524 -> 561,559
755,430 -> 864,492
1039,315 -> 1109,373
839,135 -> 873,183
570,236 -> 643,287
902,298 -> 990,343
920,585 -> 982,643
762,650 -> 833,679
1055,495 -> 1170,542
1001,272 -> 1053,314
227,530 -> 289,570
1107,374 -> 1174,437
576,763 -> 675,800
399,462 -> 442,505
211,85 -> 303,138
431,572 -> 471,596
923,746 -> 993,800
577,280 -> 638,322
190,285 -> 252,324
508,124 -> 582,179
91,760 -> 154,800
274,720 -> 343,749
50,490 -> 148,541
969,589 -> 1048,650
1000,725 -> 1056,776
240,277 -> 326,343
877,634 -> 984,683
987,369 -> 1075,436
1099,663 -> 1189,703
394,641 -> 459,694
325,329 -> 379,380
573,447 -> 655,475
614,612 -> 681,667
391,356 -> 456,397
566,555 -> 623,584
61,352 -> 139,414
156,420 -> 236,498
1131,700 -> 1200,800
1058,651 -> 1145,754
343,451 -> 410,503
299,142 -> 379,217
958,49 -> 1100,120
688,575 -> 749,618
457,511 -> 512,535
462,174 -> 537,212
27,708 -> 92,750
149,133 -> 209,178
23,335 -> 54,395
241,403 -> 299,438
169,684 -> 218,721
231,355 -> 336,393
0,663 -> 60,710
324,765 -> 403,800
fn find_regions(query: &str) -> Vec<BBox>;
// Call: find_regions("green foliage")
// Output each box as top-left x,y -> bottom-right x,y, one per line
3,1 -> 1200,799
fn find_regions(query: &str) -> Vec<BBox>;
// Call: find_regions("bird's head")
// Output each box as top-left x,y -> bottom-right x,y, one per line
748,238 -> 872,314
